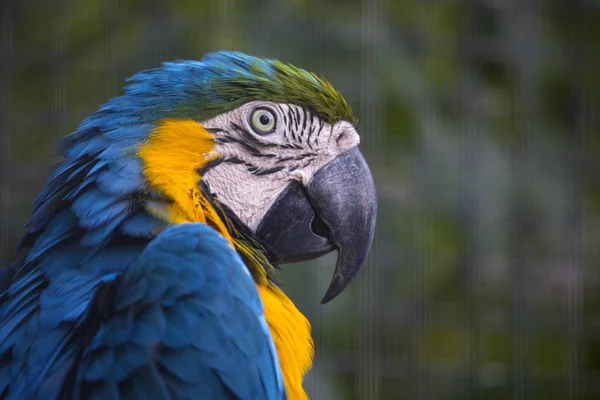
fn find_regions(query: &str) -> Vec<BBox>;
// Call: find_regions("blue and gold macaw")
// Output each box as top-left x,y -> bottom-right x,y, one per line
0,51 -> 377,400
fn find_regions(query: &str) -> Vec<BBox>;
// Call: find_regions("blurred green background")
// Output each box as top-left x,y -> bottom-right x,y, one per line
1,0 -> 599,399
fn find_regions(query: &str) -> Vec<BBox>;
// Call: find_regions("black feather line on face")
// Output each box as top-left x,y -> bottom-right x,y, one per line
272,151 -> 315,165
217,156 -> 260,173
205,127 -> 225,134
307,125 -> 316,149
283,126 -> 290,142
224,156 -> 245,164
277,104 -> 288,140
197,157 -> 224,176
253,166 -> 285,176
299,152 -> 316,158
301,107 -> 308,141
300,157 -> 315,169
275,152 -> 315,163
276,155 -> 295,164
282,142 -> 304,150
289,108 -> 298,142
215,135 -> 260,154
230,123 -> 279,148
314,119 -> 325,146
294,107 -> 302,138
306,112 -> 317,149
251,152 -> 277,158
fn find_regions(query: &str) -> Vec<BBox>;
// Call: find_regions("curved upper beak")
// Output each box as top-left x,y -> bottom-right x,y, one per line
255,147 -> 377,303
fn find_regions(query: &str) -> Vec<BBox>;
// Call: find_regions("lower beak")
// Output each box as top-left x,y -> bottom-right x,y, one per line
255,147 -> 377,303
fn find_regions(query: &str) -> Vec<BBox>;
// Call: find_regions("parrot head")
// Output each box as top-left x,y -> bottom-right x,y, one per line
125,51 -> 377,304
16,51 -> 376,398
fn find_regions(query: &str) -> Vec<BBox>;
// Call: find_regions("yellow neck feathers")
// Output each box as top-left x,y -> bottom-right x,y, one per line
257,286 -> 313,400
138,119 -> 313,399
137,119 -> 230,236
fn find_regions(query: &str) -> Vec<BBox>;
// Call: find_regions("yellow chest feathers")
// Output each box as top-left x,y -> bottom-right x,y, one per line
138,119 -> 314,399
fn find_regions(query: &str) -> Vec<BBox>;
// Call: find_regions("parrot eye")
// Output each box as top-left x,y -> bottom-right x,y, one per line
250,108 -> 277,134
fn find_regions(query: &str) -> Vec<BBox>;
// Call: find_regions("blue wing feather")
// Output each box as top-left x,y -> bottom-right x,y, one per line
77,200 -> 130,230
96,142 -> 130,161
0,239 -> 144,400
65,136 -> 111,159
67,160 -> 95,181
72,223 -> 285,400
96,168 -> 144,196
103,125 -> 152,142
80,212 -> 128,248
72,188 -> 122,222
25,209 -> 79,263
119,213 -> 167,238
1,222 -> 285,400
84,159 -> 108,178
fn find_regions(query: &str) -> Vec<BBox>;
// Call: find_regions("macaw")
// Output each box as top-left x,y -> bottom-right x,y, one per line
0,51 -> 377,400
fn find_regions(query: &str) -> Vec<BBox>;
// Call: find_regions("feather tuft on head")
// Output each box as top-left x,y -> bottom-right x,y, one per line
124,51 -> 356,126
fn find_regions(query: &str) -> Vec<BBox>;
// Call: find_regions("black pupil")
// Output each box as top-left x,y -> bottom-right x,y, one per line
259,113 -> 271,126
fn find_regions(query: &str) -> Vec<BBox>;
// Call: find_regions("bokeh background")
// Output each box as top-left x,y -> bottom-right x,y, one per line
1,0 -> 599,399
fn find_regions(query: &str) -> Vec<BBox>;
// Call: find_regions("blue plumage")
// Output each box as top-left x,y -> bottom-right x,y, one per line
71,224 -> 284,399
0,52 -> 293,399
119,213 -> 167,238
25,209 -> 79,263
2,224 -> 286,399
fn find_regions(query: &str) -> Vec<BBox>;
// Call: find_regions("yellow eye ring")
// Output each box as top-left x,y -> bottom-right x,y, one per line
250,108 -> 276,134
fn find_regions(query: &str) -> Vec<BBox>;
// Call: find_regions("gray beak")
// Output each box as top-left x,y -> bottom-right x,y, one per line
255,147 -> 377,304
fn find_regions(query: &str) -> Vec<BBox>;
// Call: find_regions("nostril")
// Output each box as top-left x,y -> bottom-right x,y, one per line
310,214 -> 330,239
335,131 -> 347,144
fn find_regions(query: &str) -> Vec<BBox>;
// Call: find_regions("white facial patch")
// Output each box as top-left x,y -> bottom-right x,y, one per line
201,100 -> 359,231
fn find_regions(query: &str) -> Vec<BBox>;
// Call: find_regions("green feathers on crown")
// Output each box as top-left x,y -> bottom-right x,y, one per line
127,51 -> 357,126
